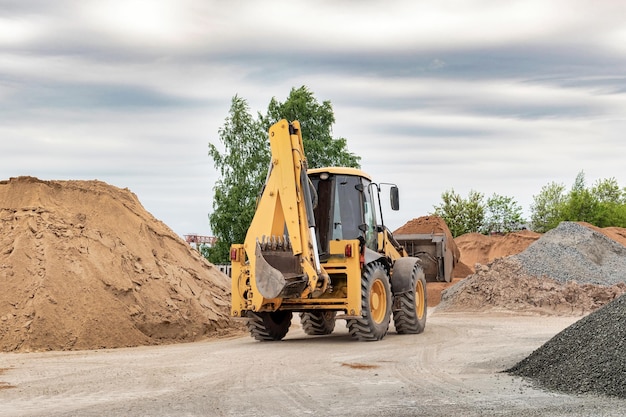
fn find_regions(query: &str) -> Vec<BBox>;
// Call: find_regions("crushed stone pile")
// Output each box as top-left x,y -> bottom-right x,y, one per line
0,176 -> 241,352
507,293 -> 626,398
438,222 -> 626,315
516,221 -> 626,285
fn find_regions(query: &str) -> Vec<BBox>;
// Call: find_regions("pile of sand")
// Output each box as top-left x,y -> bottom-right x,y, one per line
0,177 -> 241,352
454,230 -> 541,274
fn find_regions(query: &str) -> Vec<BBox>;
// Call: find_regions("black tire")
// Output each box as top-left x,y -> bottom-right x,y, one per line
393,263 -> 427,334
347,262 -> 392,341
246,311 -> 292,341
300,311 -> 336,335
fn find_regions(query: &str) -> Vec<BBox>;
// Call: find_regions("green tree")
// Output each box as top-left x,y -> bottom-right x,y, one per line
207,88 -> 361,263
560,171 -> 600,224
207,95 -> 268,263
262,86 -> 360,168
591,177 -> 623,204
530,172 -> 626,231
530,181 -> 566,232
482,194 -> 525,234
432,189 -> 485,237
590,178 -> 626,227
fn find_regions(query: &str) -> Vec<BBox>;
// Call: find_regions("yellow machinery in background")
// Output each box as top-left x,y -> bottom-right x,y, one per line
230,120 -> 427,341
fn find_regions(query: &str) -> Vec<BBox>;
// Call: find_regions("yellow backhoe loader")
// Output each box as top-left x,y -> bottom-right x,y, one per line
230,119 -> 427,341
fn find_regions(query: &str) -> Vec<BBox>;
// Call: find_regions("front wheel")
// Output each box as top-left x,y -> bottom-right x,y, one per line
246,311 -> 292,341
347,262 -> 392,341
393,263 -> 427,334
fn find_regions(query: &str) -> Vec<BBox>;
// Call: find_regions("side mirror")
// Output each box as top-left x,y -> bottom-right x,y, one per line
390,186 -> 400,211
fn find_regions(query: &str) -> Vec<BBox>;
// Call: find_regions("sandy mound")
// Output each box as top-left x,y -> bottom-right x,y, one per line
454,230 -> 541,274
0,177 -> 241,352
508,293 -> 626,398
438,222 -> 626,315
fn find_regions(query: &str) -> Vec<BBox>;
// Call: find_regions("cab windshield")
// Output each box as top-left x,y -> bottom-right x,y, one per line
310,173 -> 378,257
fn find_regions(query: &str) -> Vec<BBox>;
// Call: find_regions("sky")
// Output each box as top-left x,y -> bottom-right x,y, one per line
2,0 -> 626,239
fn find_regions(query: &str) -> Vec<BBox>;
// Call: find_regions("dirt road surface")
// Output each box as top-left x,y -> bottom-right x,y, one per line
1,311 -> 625,417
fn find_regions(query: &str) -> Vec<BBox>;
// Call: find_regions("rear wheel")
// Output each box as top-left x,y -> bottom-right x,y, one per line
300,311 -> 336,335
347,262 -> 392,341
246,311 -> 292,341
393,263 -> 427,334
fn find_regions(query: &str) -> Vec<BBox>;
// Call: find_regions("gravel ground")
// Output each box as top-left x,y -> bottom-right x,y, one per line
3,312 -> 626,417
514,222 -> 626,285
508,294 -> 626,398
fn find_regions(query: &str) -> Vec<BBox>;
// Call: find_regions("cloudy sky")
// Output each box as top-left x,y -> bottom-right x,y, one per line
2,1 -> 626,239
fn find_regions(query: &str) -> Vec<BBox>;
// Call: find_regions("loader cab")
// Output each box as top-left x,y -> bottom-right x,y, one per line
308,167 -> 380,259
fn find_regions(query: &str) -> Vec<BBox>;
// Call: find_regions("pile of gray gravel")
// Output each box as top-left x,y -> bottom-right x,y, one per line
507,293 -> 626,398
438,221 -> 626,314
513,221 -> 626,285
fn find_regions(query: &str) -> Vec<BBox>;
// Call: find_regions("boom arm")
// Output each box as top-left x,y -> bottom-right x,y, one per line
242,120 -> 327,306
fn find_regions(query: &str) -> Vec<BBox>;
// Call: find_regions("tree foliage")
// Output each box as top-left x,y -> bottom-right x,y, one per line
207,96 -> 268,263
433,171 -> 626,237
207,87 -> 361,263
530,171 -> 626,231
482,194 -> 525,234
262,86 -> 360,168
433,190 -> 527,237
530,182 -> 566,233
432,189 -> 485,237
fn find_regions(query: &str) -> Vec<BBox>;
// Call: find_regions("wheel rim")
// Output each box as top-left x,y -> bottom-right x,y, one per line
415,278 -> 425,319
370,279 -> 387,324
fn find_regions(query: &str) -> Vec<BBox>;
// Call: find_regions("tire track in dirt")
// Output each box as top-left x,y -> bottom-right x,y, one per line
220,330 -> 330,416
0,368 -> 15,390
386,320 -> 472,398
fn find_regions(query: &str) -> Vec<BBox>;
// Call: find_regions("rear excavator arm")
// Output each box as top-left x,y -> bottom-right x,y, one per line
231,120 -> 328,316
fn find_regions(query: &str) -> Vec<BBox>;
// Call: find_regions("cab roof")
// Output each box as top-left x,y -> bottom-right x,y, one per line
307,167 -> 372,181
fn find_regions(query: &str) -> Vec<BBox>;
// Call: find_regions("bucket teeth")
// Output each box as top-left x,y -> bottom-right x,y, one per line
257,234 -> 292,252
258,234 -> 291,251
259,235 -> 268,251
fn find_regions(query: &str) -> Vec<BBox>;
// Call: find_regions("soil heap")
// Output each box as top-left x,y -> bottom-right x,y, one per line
438,222 -> 626,315
454,230 -> 541,274
0,176 -> 240,352
507,293 -> 626,398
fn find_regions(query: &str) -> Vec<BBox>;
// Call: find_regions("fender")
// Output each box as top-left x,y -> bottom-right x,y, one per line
390,257 -> 421,294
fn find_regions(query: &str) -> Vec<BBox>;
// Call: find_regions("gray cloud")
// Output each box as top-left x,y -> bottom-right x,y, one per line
2,0 -> 626,237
